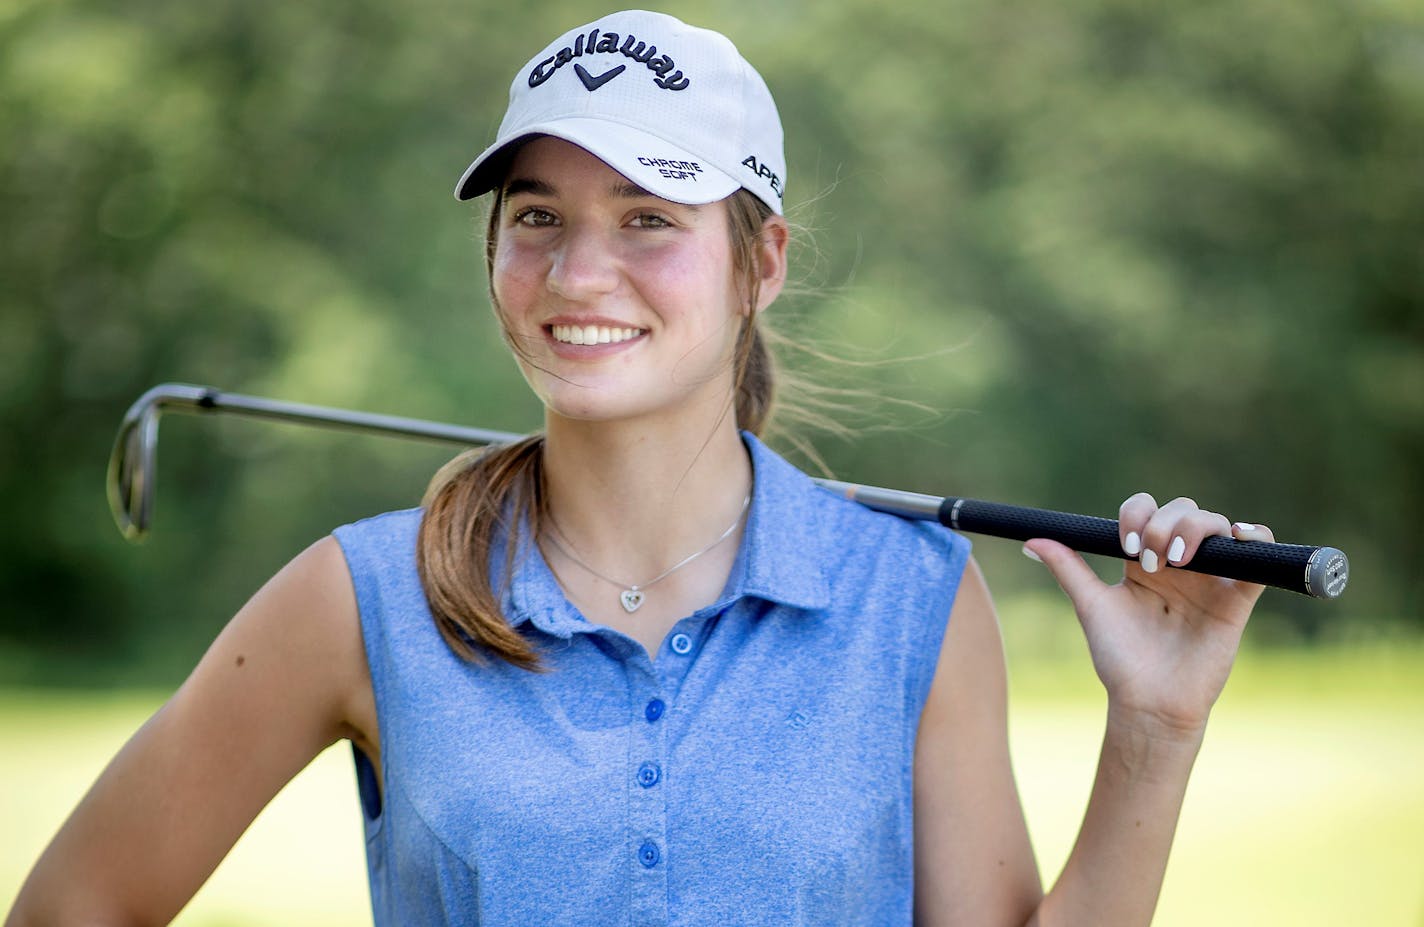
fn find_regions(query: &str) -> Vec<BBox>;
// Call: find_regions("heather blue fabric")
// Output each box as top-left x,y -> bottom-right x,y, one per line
333,433 -> 971,926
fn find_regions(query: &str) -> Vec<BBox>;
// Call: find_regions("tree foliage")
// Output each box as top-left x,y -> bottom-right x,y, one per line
1,0 -> 1419,681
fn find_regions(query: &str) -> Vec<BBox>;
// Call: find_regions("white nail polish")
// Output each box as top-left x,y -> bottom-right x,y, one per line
1167,536 -> 1186,564
1234,522 -> 1255,533
1124,531 -> 1142,556
1141,548 -> 1159,573
1022,546 -> 1042,563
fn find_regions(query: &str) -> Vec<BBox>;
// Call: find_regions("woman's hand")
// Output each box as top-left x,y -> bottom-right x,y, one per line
1024,493 -> 1273,741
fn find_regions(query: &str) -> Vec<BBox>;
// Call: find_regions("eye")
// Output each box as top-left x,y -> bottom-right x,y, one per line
629,212 -> 673,229
511,206 -> 558,228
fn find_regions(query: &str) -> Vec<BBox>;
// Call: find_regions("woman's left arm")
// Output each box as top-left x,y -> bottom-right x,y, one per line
1021,494 -> 1271,926
914,495 -> 1271,927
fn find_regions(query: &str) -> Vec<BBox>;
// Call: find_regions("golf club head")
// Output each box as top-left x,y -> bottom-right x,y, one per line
106,384 -> 212,542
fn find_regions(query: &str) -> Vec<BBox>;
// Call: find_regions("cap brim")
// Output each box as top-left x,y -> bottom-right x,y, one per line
455,118 -> 741,206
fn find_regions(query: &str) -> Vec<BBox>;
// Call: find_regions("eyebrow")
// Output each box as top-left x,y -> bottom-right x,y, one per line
501,177 -> 671,202
502,177 -> 555,198
611,180 -> 657,199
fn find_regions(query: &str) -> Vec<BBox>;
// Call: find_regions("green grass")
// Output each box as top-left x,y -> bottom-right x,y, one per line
0,691 -> 369,925
3,639 -> 1422,925
1000,596 -> 1424,927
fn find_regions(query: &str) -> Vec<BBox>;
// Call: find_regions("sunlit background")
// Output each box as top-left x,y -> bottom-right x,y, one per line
3,0 -> 1421,922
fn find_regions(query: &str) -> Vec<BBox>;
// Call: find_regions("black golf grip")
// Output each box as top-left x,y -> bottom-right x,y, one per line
941,497 -> 1348,599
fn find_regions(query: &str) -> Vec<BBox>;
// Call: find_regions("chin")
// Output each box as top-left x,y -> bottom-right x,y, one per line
534,385 -> 645,424
527,364 -> 739,428
538,387 -> 723,430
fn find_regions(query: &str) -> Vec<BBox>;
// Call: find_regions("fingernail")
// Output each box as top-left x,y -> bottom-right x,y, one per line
1167,536 -> 1186,564
1234,522 -> 1256,533
1022,545 -> 1042,563
1141,548 -> 1160,573
1124,531 -> 1142,556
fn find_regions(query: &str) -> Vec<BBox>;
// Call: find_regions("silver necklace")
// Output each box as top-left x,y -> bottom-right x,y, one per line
543,493 -> 751,613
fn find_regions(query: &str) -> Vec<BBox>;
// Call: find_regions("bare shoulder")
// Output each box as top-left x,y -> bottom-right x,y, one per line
6,535 -> 376,925
200,534 -> 376,751
148,532 -> 379,806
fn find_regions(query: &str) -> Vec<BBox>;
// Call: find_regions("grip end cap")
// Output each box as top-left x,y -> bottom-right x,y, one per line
1305,547 -> 1349,599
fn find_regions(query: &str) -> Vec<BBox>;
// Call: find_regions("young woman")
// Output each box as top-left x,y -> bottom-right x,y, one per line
7,11 -> 1273,926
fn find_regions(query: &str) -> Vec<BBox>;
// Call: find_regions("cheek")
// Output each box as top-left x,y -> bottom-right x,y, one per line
626,242 -> 740,324
490,241 -> 543,311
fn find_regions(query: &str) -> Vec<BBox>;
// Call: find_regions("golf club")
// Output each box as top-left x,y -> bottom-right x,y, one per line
108,383 -> 1350,599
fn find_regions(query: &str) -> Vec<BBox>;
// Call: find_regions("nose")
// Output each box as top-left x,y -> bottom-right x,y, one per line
546,224 -> 619,301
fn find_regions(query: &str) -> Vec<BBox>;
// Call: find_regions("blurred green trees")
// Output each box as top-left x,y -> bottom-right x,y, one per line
1,0 -> 1419,682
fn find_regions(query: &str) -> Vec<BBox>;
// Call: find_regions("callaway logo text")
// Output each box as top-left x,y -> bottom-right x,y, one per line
529,28 -> 690,91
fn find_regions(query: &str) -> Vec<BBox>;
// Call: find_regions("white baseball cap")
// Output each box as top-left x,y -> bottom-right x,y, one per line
454,10 -> 786,215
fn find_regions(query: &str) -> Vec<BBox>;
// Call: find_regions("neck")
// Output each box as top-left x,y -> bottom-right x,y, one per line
539,406 -> 754,580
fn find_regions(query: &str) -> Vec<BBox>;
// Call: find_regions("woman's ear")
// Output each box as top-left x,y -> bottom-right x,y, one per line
752,215 -> 790,314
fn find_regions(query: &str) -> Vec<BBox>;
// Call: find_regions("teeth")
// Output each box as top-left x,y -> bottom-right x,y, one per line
551,324 -> 642,345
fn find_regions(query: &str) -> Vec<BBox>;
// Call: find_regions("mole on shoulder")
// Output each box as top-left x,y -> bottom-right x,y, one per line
236,655 -> 246,668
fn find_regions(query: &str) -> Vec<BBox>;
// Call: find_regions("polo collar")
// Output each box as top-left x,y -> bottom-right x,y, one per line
730,431 -> 832,612
503,432 -> 832,635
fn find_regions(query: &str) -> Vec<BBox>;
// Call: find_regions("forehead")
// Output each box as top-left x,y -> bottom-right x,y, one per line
504,137 -> 646,196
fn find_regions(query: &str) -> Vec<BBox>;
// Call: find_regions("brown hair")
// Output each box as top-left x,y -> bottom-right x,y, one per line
416,187 -> 780,669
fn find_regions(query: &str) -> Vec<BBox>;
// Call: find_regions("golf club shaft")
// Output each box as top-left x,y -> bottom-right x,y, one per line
188,388 -> 521,447
110,384 -> 1349,599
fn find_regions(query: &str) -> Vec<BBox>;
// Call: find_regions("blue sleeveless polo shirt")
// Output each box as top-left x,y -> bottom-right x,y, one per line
333,433 -> 971,926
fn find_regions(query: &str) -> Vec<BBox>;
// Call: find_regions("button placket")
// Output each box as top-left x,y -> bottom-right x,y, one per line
626,619 -> 709,923
628,678 -> 669,925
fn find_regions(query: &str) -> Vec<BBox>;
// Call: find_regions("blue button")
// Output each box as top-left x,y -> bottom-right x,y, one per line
669,633 -> 693,655
638,840 -> 661,868
645,698 -> 665,722
637,762 -> 661,788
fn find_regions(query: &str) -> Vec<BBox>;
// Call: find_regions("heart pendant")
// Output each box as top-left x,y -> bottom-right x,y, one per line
620,589 -> 645,613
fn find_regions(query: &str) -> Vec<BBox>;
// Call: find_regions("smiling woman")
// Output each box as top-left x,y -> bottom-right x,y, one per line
490,137 -> 774,425
7,10 -> 1280,927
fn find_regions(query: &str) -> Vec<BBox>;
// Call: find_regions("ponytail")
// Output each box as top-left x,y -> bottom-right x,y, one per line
728,189 -> 778,436
416,437 -> 545,670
